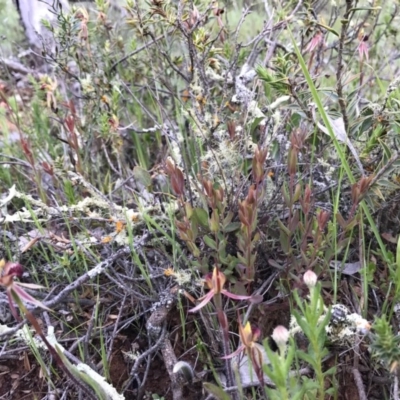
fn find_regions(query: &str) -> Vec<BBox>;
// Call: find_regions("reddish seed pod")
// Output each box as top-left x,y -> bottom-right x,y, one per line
317,209 -> 330,231
301,185 -> 312,215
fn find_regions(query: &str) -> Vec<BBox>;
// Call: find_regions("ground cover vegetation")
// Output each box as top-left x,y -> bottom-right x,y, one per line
0,0 -> 400,398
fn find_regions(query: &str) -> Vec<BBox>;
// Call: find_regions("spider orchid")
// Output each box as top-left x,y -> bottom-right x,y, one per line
357,31 -> 369,62
222,320 -> 263,361
0,260 -> 50,321
189,267 -> 252,313
222,319 -> 266,387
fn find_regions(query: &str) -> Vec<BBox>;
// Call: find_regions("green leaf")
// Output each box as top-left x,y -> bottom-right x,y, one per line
204,235 -> 217,250
237,254 -> 247,265
188,242 -> 200,258
325,387 -> 337,395
192,208 -> 209,228
380,141 -> 392,162
185,202 -> 193,219
133,166 -> 152,188
297,350 -> 318,368
281,185 -> 291,207
217,238 -> 226,252
269,139 -> 281,162
279,229 -> 290,254
277,219 -> 291,236
228,257 -> 239,271
210,209 -> 219,232
349,6 -> 381,11
315,22 -> 339,37
222,211 -> 234,227
223,222 -> 241,233
203,382 -> 231,400
376,178 -> 400,192
256,65 -> 271,81
292,312 -> 311,339
323,366 -> 337,377
250,116 -> 265,136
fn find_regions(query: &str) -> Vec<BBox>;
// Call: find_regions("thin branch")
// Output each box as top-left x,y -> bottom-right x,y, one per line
40,247 -> 130,310
352,368 -> 368,400
110,31 -> 174,72
121,326 -> 167,393
394,372 -> 399,400
351,338 -> 368,400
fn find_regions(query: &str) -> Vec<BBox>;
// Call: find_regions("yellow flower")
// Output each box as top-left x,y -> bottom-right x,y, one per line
163,267 -> 175,277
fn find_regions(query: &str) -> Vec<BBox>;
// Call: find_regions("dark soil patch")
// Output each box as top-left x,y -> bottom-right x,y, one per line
0,357 -> 45,400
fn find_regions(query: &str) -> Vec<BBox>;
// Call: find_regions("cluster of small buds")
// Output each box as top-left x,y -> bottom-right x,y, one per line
316,209 -> 330,231
300,185 -> 312,216
200,177 -> 224,211
252,146 -> 268,185
351,175 -> 374,206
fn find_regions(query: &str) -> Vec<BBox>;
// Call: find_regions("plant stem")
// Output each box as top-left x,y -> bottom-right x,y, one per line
216,307 -> 238,400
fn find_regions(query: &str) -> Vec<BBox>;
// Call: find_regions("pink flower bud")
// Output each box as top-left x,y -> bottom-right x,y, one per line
271,325 -> 289,347
303,270 -> 317,288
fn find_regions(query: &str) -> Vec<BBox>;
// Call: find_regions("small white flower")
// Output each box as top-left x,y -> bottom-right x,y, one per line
272,325 -> 290,347
303,270 -> 317,288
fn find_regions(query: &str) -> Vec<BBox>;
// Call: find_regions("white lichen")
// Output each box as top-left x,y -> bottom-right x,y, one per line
15,325 -> 46,349
170,269 -> 192,286
290,304 -> 371,345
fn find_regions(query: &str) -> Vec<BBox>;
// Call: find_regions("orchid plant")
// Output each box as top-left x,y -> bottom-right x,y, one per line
190,266 -> 253,399
189,266 -> 252,313
0,259 -> 50,321
223,318 -> 266,392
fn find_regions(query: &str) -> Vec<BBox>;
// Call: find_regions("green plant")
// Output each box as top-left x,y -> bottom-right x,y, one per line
261,271 -> 335,400
370,316 -> 400,373
2,0 -> 400,398
292,271 -> 335,398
